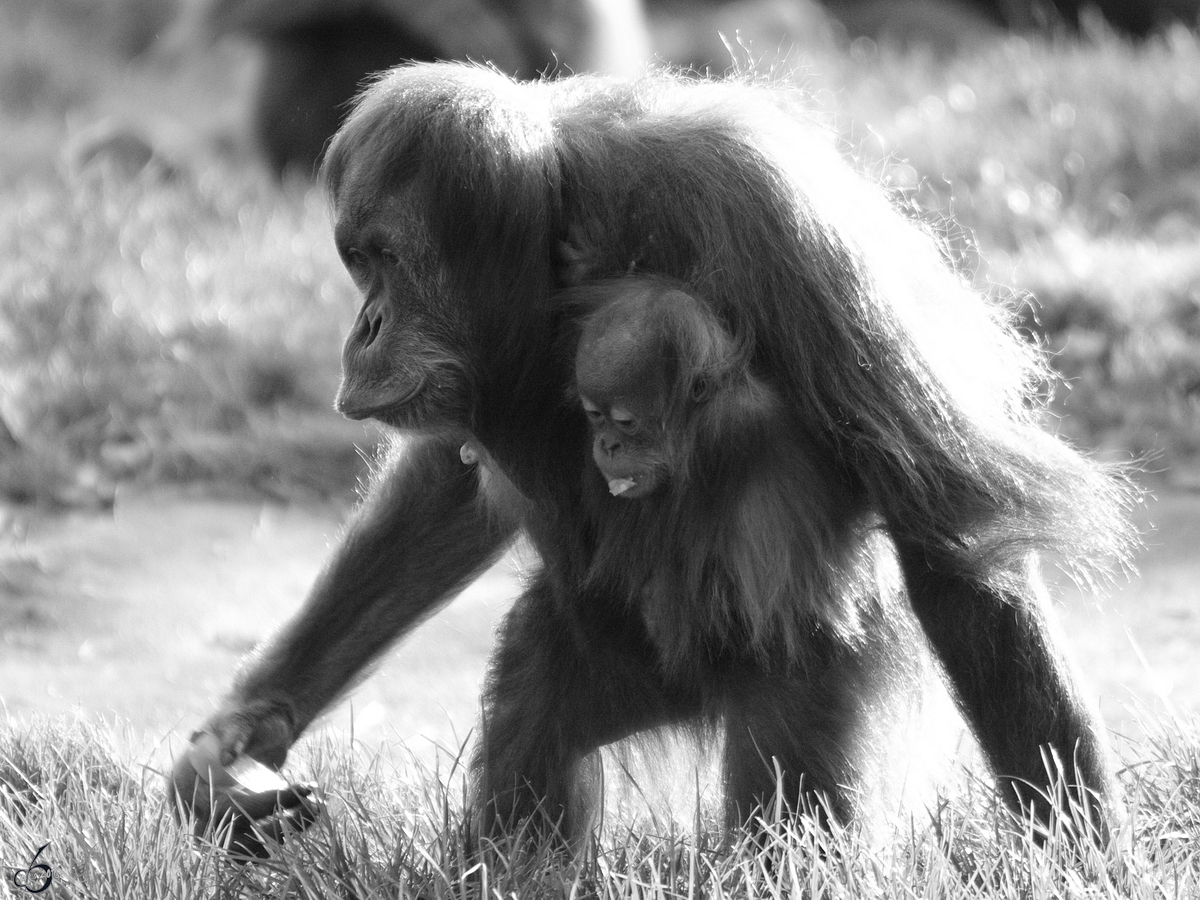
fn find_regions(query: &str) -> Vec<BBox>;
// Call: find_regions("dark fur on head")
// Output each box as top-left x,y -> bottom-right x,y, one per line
566,276 -> 753,452
324,66 -> 565,468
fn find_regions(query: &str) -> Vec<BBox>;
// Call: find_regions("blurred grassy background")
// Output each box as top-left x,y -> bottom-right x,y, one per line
0,0 -> 370,505
1,0 -> 1198,506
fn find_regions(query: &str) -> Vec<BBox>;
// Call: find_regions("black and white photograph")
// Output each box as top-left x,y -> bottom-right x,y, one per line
1,0 -> 1199,896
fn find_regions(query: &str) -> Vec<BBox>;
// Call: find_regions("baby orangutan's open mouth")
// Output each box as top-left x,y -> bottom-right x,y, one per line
607,477 -> 636,496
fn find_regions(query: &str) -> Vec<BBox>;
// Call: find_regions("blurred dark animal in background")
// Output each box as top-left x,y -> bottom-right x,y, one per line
171,0 -> 650,175
168,63 -> 1134,854
66,119 -> 180,181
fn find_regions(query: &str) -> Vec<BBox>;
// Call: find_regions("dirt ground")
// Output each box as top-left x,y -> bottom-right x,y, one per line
1,486 -> 1197,772
0,488 -> 523,765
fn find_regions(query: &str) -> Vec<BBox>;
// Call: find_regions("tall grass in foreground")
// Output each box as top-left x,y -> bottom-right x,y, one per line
1,715 -> 1198,898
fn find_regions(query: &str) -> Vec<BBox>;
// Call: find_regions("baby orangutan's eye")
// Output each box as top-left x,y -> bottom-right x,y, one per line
611,407 -> 637,432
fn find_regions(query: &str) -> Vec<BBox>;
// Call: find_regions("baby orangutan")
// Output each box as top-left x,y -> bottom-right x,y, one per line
576,276 -> 793,500
571,275 -> 881,687
575,278 -> 738,499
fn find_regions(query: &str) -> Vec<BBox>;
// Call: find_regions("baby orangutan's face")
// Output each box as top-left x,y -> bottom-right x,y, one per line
574,284 -> 697,500
578,394 -> 668,499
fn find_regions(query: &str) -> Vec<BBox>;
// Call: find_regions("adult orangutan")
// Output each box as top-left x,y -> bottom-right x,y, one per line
169,62 -> 1132,854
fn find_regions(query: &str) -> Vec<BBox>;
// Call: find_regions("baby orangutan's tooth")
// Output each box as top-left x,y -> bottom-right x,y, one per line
608,478 -> 636,496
